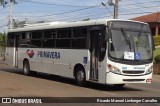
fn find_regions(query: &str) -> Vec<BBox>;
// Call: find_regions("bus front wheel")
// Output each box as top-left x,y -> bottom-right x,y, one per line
23,60 -> 30,76
75,69 -> 86,86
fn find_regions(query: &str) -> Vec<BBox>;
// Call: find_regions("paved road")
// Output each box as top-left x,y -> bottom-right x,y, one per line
0,62 -> 159,106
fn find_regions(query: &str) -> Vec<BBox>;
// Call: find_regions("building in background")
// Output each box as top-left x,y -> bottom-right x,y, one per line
131,12 -> 160,36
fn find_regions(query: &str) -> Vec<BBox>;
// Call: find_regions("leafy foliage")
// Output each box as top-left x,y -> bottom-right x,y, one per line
0,0 -> 7,7
82,18 -> 90,21
0,0 -> 17,7
0,32 -> 6,47
154,54 -> 160,63
153,36 -> 160,46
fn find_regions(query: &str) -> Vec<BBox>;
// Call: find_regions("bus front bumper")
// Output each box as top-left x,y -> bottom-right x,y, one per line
106,72 -> 152,84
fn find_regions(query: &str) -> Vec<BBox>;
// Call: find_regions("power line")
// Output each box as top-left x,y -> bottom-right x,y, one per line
18,0 -> 98,7
119,11 -> 154,15
0,1 -> 156,14
15,8 -> 109,20
120,0 -> 160,7
15,0 -> 159,19
6,0 -> 159,22
101,2 -> 113,17
13,5 -> 100,18
0,24 -> 8,29
0,11 -> 55,13
0,17 -> 8,22
0,5 -> 10,10
49,11 -> 108,22
119,4 -> 160,12
0,1 -> 157,14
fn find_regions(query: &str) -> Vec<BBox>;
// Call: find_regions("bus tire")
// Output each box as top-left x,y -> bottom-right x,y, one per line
75,68 -> 86,86
23,60 -> 30,76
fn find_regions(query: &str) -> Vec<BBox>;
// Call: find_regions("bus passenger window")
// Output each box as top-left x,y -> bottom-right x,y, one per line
30,40 -> 41,48
44,30 -> 56,38
56,39 -> 70,48
73,28 -> 87,38
57,29 -> 71,38
7,33 -> 14,47
32,31 -> 42,39
43,39 -> 55,48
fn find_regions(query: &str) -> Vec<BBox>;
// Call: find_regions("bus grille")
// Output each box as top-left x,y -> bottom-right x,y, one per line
122,70 -> 144,74
123,79 -> 145,82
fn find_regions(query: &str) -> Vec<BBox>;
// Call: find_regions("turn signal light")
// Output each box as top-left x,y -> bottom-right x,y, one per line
108,64 -> 112,69
146,79 -> 152,83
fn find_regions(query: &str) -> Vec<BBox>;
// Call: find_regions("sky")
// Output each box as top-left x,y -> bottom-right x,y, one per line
0,0 -> 160,32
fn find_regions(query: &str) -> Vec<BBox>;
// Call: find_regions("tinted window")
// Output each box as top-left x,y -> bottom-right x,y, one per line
72,38 -> 86,49
43,39 -> 55,48
7,33 -> 14,47
72,28 -> 87,49
19,32 -> 31,48
20,40 -> 31,48
57,29 -> 71,38
44,30 -> 56,38
73,28 -> 87,38
31,40 -> 41,47
56,39 -> 70,48
32,31 -> 42,39
22,32 -> 31,39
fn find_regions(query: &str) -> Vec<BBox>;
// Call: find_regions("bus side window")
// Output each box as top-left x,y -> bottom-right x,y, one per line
44,30 -> 56,39
30,31 -> 42,48
42,30 -> 56,48
7,33 -> 14,47
56,29 -> 71,48
72,28 -> 87,49
20,32 -> 31,48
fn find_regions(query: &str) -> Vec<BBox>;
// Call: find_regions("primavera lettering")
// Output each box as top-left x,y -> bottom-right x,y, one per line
37,51 -> 60,59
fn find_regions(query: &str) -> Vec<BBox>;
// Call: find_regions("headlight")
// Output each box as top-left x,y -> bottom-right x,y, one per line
108,64 -> 121,74
146,66 -> 153,74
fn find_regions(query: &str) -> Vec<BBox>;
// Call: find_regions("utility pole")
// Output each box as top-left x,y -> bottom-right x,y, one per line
9,0 -> 13,29
108,0 -> 119,19
102,2 -> 114,18
114,0 -> 118,19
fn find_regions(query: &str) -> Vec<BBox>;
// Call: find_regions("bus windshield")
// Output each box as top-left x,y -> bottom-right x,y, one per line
109,23 -> 153,62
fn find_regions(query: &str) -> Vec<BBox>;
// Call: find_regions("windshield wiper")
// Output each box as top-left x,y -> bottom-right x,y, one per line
121,28 -> 131,50
136,31 -> 142,51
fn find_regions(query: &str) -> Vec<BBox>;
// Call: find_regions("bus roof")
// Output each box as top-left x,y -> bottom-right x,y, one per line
8,19 -> 148,33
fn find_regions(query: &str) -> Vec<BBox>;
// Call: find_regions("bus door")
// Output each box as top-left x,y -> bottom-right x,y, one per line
90,30 -> 100,81
13,34 -> 20,67
89,28 -> 107,83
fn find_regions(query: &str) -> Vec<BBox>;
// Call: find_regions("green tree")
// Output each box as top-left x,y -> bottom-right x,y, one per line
82,18 -> 90,21
0,32 -> 6,47
0,0 -> 17,7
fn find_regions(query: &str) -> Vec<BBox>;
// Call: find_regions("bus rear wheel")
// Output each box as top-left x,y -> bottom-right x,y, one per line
75,69 -> 86,86
23,60 -> 30,76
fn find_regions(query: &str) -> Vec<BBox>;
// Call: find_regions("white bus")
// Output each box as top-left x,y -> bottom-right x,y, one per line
5,19 -> 154,87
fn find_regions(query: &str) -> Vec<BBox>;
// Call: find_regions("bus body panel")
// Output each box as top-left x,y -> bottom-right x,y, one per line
5,19 -> 153,86
5,47 -> 14,66
17,48 -> 90,79
106,58 -> 153,84
98,56 -> 107,84
106,72 -> 152,84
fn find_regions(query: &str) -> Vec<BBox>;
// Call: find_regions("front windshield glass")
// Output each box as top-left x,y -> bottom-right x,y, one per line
109,29 -> 152,61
